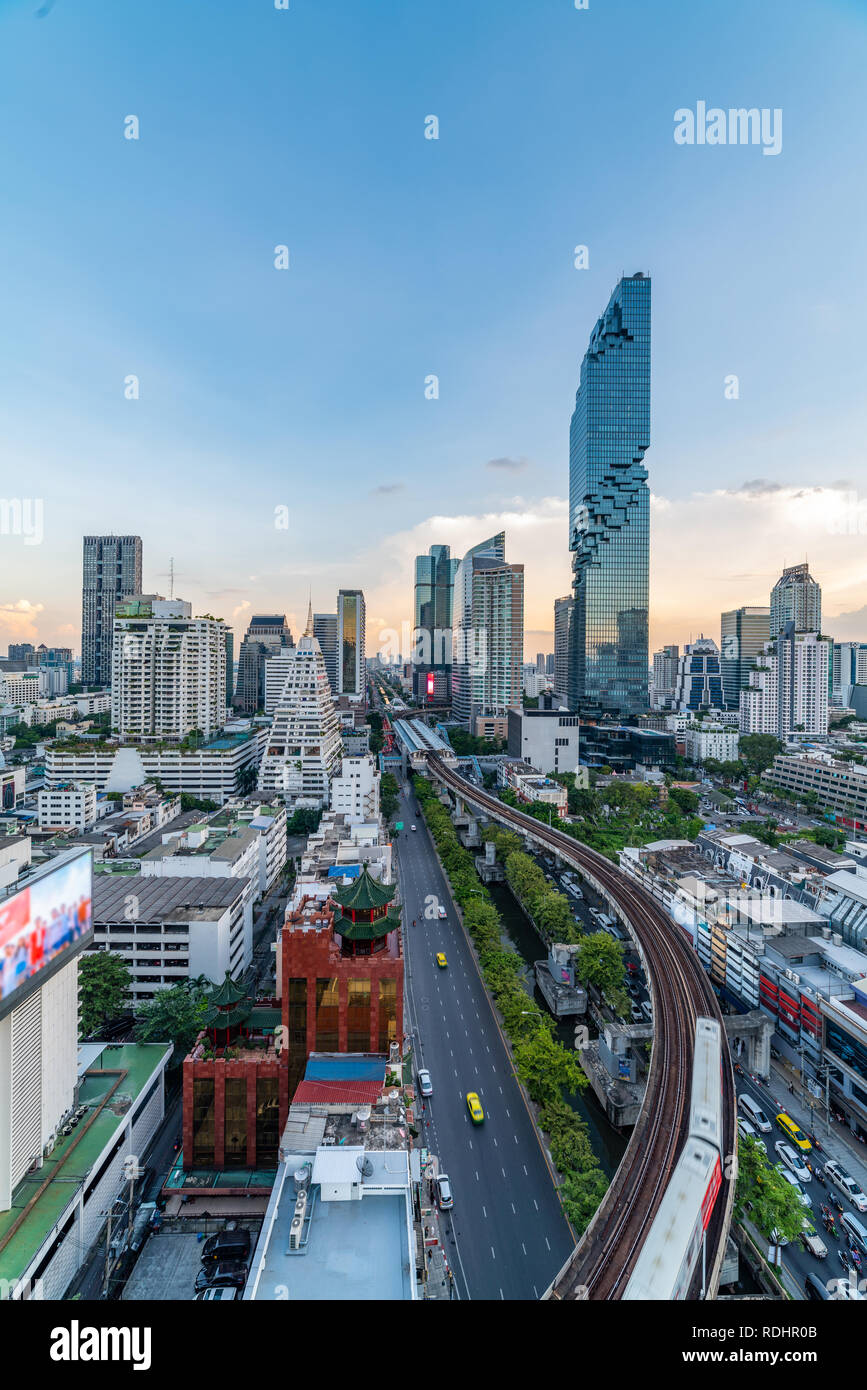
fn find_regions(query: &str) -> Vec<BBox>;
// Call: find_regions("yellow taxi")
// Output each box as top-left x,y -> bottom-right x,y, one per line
776,1112 -> 812,1151
466,1092 -> 485,1124
436,952 -> 448,968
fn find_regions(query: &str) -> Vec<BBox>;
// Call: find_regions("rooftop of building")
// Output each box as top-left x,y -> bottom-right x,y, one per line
247,1096 -> 416,1302
93,874 -> 248,922
0,1043 -> 171,1287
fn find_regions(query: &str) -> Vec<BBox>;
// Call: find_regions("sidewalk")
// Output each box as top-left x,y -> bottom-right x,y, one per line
746,1057 -> 867,1195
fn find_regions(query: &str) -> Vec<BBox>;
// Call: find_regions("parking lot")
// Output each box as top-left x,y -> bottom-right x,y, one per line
122,1231 -> 206,1301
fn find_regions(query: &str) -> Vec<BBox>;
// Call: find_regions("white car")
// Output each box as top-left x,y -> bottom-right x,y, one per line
437,906 -> 447,920
417,1069 -> 433,1097
824,1159 -> 867,1212
410,824 -> 417,832
777,1166 -> 812,1208
775,1140 -> 811,1183
435,1174 -> 453,1210
737,1117 -> 767,1154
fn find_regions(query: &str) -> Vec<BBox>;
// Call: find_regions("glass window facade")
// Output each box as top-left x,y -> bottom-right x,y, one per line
826,1021 -> 867,1083
378,978 -> 397,1052
347,979 -> 371,1051
255,1076 -> 279,1167
568,274 -> 650,717
224,1077 -> 247,1165
192,1078 -> 215,1166
315,977 -> 340,1051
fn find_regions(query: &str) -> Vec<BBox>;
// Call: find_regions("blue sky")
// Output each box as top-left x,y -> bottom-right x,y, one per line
1,0 -> 866,657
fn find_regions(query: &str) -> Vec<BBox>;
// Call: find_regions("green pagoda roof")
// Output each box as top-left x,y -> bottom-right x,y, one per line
207,972 -> 248,1008
332,903 -> 402,942
201,1001 -> 252,1030
332,864 -> 397,912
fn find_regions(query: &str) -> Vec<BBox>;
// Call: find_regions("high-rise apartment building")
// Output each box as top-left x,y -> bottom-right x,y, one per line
567,274 -> 650,717
451,532 -> 524,729
111,595 -> 228,740
770,563 -> 822,639
650,644 -> 679,710
234,615 -> 294,714
740,625 -> 831,739
336,589 -> 366,702
553,596 -> 574,704
413,544 -> 459,702
313,613 -> 338,692
720,607 -> 770,709
258,604 -> 343,806
81,535 -> 142,685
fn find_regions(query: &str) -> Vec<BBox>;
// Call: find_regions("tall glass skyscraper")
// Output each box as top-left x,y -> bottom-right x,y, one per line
413,544 -> 459,701
567,274 -> 650,716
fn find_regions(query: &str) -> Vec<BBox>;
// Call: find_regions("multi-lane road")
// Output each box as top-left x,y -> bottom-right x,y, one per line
395,779 -> 576,1300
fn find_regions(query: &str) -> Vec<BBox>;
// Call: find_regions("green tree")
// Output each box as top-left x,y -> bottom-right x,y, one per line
180,793 -> 219,812
558,1168 -> 610,1233
512,1027 -> 585,1105
78,953 -> 132,1038
134,979 -> 210,1059
574,932 -> 627,1010
380,772 -> 399,819
739,734 -> 783,775
734,1135 -> 806,1243
668,786 -> 699,815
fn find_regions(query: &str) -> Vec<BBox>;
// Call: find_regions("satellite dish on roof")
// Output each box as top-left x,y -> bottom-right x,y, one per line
356,1107 -> 372,1123
356,1155 -> 374,1178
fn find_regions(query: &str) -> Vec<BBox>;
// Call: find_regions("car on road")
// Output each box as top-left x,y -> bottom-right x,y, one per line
417,1069 -> 433,1097
776,1166 -> 812,1207
824,1159 -> 867,1212
737,1117 -> 767,1153
437,906 -> 447,920
410,824 -> 417,832
466,1092 -> 484,1124
434,1174 -> 453,1209
776,1111 -> 812,1151
738,1093 -> 772,1132
775,1140 -> 811,1183
436,953 -> 447,968
194,1286 -> 239,1301
194,1260 -> 248,1293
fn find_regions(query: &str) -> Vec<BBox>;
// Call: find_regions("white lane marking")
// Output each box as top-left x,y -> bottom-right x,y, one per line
521,1242 -> 527,1255
511,1203 -> 517,1215
523,1165 -> 528,1176
545,1237 -> 551,1251
491,1246 -> 496,1261
533,1199 -> 539,1211
482,1205 -> 487,1218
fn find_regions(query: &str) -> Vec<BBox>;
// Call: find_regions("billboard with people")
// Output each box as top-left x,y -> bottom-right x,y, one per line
0,850 -> 92,1019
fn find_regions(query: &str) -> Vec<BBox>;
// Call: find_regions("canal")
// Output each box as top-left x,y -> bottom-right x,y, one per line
488,881 -> 627,1177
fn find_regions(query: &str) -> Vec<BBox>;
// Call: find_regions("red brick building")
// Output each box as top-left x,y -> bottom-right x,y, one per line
181,866 -> 403,1171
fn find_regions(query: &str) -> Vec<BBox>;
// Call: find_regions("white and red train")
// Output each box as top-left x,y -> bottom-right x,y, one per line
622,1017 -> 724,1301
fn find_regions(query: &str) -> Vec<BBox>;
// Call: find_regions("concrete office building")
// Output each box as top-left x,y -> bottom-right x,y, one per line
258,604 -> 343,807
507,707 -> 580,776
234,615 -> 294,715
313,613 -> 338,693
81,535 -> 142,686
720,607 -> 770,710
451,532 -> 524,728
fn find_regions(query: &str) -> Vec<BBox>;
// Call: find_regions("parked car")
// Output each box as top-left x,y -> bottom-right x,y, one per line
417,1069 -> 433,1097
775,1140 -> 811,1183
200,1225 -> 251,1266
193,1286 -> 239,1301
435,1174 -> 453,1209
630,1005 -> 644,1023
194,1260 -> 248,1293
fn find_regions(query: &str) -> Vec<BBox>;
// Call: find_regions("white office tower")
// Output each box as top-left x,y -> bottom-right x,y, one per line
111,596 -> 228,741
330,754 -> 380,825
832,642 -> 867,707
452,531 -> 524,728
336,590 -> 366,701
258,602 -> 343,807
740,626 -> 831,739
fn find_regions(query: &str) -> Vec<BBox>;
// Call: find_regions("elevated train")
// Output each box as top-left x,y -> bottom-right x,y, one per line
622,1018 -> 724,1300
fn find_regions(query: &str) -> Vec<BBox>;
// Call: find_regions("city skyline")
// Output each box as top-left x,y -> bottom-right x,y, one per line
2,0 -> 867,659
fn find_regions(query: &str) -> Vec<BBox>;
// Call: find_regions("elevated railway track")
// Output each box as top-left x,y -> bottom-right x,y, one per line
423,753 -> 736,1300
